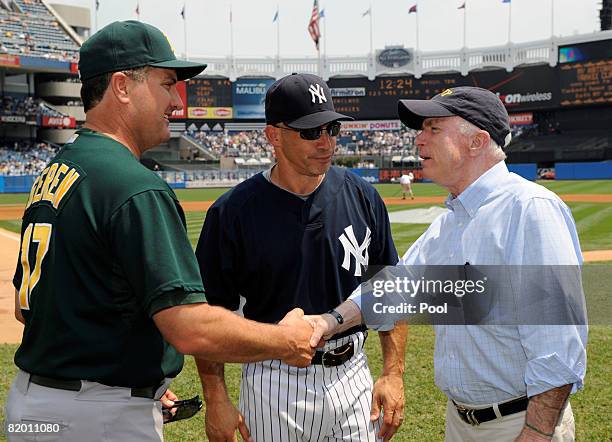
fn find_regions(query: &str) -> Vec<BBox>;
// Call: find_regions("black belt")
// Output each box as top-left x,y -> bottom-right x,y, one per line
311,341 -> 354,367
453,396 -> 529,426
29,374 -> 160,399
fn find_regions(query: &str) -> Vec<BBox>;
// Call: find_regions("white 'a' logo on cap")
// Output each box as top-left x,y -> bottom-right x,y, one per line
308,84 -> 327,104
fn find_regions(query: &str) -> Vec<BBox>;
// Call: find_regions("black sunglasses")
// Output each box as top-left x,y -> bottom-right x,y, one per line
275,122 -> 342,141
162,395 -> 203,424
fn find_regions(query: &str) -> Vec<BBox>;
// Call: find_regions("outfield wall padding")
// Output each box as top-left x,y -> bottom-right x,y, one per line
0,175 -> 36,193
507,163 -> 537,181
555,162 -> 612,180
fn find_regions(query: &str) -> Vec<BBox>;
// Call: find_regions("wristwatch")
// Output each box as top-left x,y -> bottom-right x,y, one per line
327,309 -> 344,325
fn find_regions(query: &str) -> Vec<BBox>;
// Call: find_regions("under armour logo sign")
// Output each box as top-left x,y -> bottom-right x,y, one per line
308,84 -> 327,104
339,225 -> 371,277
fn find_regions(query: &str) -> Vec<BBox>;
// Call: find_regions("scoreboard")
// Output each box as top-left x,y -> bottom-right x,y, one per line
328,64 -> 558,119
186,78 -> 233,119
558,39 -> 612,107
559,60 -> 612,106
181,38 -> 611,121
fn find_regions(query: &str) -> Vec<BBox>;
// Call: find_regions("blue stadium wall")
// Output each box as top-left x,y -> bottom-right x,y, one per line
2,162 -> 612,193
555,161 -> 612,180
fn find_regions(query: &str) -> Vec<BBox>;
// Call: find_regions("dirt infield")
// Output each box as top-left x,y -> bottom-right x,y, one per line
0,229 -> 23,344
0,191 -> 611,344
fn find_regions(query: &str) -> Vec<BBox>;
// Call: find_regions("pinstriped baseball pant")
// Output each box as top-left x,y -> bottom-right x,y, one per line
239,331 -> 382,442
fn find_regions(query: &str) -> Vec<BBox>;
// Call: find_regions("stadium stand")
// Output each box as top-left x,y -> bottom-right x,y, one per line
1,94 -> 65,117
0,140 -> 56,175
184,129 -> 418,160
0,0 -> 79,61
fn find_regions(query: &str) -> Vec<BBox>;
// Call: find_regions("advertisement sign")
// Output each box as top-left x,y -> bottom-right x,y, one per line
0,54 -> 20,67
350,168 -> 380,184
341,120 -> 403,131
233,78 -> 275,119
42,116 -> 76,128
169,81 -> 188,119
508,113 -> 534,126
1,115 -> 26,123
187,107 -> 233,119
379,168 -> 424,183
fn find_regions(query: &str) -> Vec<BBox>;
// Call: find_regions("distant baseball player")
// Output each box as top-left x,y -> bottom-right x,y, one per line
6,21 -> 315,442
399,172 -> 414,200
196,73 -> 408,442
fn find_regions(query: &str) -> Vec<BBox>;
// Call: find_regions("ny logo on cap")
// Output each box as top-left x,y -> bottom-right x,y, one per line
440,88 -> 454,97
308,84 -> 327,104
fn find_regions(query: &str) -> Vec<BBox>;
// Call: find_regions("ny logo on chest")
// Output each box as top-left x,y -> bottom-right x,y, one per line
338,225 -> 371,277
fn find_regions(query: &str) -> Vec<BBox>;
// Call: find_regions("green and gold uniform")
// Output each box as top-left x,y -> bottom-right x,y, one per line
13,128 -> 206,388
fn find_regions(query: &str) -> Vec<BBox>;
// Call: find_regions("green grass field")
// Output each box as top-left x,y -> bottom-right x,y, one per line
0,180 -> 611,441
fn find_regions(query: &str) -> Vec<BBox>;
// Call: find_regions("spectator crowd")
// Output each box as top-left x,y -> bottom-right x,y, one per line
1,95 -> 65,118
0,141 -> 57,176
186,128 -> 419,160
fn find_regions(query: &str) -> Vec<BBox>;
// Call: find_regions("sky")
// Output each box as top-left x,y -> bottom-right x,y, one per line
54,0 -> 603,59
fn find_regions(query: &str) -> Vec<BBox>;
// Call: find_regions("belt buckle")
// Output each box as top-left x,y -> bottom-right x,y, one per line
455,404 -> 479,426
321,349 -> 335,368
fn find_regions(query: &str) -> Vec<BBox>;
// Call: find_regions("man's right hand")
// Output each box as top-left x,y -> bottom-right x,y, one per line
303,314 -> 336,347
277,308 -> 317,367
205,396 -> 251,442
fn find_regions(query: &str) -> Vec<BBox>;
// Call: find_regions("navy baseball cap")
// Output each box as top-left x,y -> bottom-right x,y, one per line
398,86 -> 511,147
79,21 -> 207,81
265,73 -> 353,129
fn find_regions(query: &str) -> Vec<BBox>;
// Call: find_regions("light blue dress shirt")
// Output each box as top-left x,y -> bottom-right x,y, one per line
396,162 -> 587,405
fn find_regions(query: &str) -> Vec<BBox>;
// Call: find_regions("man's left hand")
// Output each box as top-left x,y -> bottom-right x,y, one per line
161,389 -> 178,423
371,374 -> 405,441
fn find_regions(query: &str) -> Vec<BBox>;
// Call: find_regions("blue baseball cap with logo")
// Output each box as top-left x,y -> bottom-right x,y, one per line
265,73 -> 353,129
398,86 -> 511,147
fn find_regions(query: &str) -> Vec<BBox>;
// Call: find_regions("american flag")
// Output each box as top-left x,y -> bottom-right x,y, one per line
307,0 -> 320,50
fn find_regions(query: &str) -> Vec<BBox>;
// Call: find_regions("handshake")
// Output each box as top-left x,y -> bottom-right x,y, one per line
276,303 -> 360,368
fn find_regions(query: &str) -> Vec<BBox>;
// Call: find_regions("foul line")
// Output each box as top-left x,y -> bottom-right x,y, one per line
0,228 -> 19,241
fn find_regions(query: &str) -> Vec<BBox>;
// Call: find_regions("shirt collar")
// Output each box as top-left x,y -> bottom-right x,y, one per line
444,161 -> 509,218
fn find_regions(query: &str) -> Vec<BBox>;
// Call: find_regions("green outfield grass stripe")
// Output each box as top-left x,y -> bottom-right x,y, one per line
0,220 -> 21,234
567,203 -> 600,222
540,180 -> 612,195
575,205 -> 612,233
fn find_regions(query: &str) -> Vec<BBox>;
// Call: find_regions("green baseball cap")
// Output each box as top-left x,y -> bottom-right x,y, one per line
78,20 -> 207,81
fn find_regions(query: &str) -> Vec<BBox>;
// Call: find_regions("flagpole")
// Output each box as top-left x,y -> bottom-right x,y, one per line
323,8 -> 327,58
550,0 -> 555,37
94,0 -> 98,32
416,2 -> 420,52
463,2 -> 467,49
230,4 -> 234,60
276,5 -> 280,58
183,2 -> 187,59
507,0 -> 512,43
369,3 -> 373,58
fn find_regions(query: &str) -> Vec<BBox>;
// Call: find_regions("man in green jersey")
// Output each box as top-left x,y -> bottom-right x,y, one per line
6,21 -> 315,442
